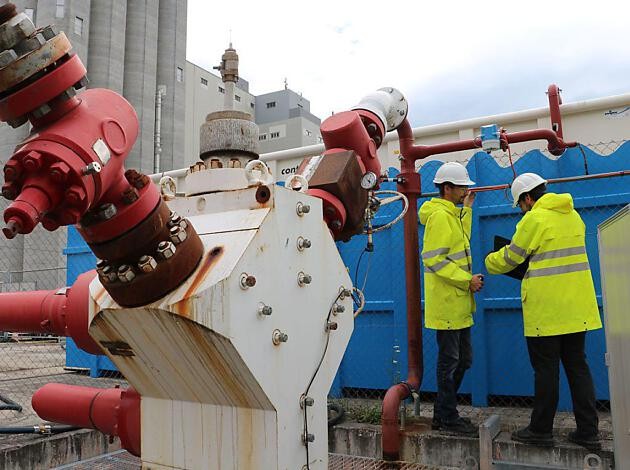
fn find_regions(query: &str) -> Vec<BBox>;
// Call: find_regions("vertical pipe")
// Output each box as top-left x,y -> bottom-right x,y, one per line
547,84 -> 563,139
154,85 -> 166,173
381,121 -> 423,460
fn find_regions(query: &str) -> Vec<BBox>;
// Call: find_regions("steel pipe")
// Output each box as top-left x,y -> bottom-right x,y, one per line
32,383 -> 141,456
0,270 -> 100,354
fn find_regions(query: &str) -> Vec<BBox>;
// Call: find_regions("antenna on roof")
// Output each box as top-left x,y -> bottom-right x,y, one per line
284,77 -> 288,90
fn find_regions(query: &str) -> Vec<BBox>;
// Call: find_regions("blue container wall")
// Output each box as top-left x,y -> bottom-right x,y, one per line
335,143 -> 630,410
64,226 -> 118,377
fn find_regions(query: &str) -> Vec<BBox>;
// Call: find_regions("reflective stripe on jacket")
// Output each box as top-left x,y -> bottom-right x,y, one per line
485,193 -> 602,337
419,198 -> 474,330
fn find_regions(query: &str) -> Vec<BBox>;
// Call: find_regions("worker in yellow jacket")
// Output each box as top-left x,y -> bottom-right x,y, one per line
485,173 -> 602,450
419,162 -> 484,436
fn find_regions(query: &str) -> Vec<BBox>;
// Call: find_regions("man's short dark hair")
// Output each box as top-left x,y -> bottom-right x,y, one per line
518,183 -> 547,204
436,182 -> 454,197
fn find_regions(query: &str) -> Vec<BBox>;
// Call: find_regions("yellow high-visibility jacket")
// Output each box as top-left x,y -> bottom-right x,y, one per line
419,198 -> 474,330
485,193 -> 602,337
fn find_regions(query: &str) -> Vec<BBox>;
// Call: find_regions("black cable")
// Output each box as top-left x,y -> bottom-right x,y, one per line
354,249 -> 367,287
0,393 -> 22,411
578,143 -> 590,175
0,425 -> 81,434
302,289 -> 345,469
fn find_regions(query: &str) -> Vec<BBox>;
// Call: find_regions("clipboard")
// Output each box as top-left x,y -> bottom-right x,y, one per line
493,235 -> 529,281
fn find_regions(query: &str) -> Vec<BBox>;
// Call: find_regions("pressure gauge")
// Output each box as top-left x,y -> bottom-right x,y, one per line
361,171 -> 378,190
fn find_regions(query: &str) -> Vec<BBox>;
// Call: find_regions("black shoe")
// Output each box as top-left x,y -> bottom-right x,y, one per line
511,427 -> 554,447
441,417 -> 477,436
568,430 -> 601,451
432,416 -> 472,430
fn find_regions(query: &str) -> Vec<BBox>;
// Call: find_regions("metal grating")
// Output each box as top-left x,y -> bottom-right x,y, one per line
328,453 -> 447,469
54,451 -> 446,469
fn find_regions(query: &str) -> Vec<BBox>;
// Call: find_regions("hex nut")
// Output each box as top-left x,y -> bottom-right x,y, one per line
296,202 -> 311,216
297,272 -> 312,286
169,225 -> 188,245
49,162 -> 71,183
240,274 -> 256,289
0,13 -> 36,51
157,241 -> 176,259
98,203 -> 117,221
272,329 -> 289,345
41,25 -> 59,41
0,49 -> 17,68
101,266 -> 118,283
297,237 -> 312,251
137,255 -> 157,273
117,265 -> 136,283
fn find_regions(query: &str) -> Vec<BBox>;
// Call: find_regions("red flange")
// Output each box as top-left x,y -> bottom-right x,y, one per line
307,188 -> 347,238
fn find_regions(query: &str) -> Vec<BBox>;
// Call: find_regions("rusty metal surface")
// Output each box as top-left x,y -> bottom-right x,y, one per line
56,451 -> 444,469
0,31 -> 71,91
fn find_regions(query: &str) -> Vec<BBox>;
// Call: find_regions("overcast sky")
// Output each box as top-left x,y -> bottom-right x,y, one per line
186,0 -> 630,127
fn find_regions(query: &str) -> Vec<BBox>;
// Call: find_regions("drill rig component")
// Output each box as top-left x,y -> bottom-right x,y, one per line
0,3 -> 204,306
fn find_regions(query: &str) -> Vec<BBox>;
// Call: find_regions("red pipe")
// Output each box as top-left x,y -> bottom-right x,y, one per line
32,383 -> 141,456
0,270 -> 100,354
381,129 -> 423,460
398,120 -> 482,160
547,84 -> 563,139
505,128 -> 576,156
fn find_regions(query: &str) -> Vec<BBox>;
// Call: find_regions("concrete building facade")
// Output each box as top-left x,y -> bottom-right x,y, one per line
255,89 -> 322,155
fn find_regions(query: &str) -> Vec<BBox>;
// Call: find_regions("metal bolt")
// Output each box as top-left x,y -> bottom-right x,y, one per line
326,321 -> 338,331
49,162 -> 71,183
157,241 -> 176,259
302,432 -> 315,444
65,185 -> 86,205
137,255 -> 157,273
272,329 -> 288,345
73,76 -> 89,90
82,162 -> 102,175
3,160 -> 21,182
7,114 -> 27,128
31,103 -> 51,119
1,183 -> 17,200
297,272 -> 312,287
121,188 -> 139,204
22,151 -> 43,172
240,273 -> 257,289
96,259 -> 108,275
258,304 -> 273,316
296,237 -> 311,251
296,202 -> 310,216
117,265 -> 136,283
41,24 -> 58,41
101,265 -> 118,283
98,203 -> 117,221
167,212 -> 182,227
301,396 -> 314,408
0,49 -> 17,68
339,288 -> 352,300
330,220 -> 342,231
169,225 -> 188,245
333,304 -> 345,314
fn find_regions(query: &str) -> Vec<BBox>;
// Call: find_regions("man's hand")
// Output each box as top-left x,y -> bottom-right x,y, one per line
463,190 -> 476,208
469,274 -> 484,293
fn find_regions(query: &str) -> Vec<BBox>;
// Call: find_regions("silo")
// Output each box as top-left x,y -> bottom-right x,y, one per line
87,0 -> 126,93
156,0 -> 187,172
123,0 -> 159,173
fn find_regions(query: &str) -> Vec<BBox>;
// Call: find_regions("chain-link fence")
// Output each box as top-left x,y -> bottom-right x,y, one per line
333,140 -> 629,437
0,224 -> 125,429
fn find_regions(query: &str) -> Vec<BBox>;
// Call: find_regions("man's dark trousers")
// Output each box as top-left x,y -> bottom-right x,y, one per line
526,331 -> 598,436
434,327 -> 472,424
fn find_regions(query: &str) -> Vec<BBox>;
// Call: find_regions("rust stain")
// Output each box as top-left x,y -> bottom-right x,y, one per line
172,246 -> 225,318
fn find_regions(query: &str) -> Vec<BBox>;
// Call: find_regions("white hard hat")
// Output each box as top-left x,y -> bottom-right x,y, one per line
433,162 -> 475,186
510,173 -> 547,207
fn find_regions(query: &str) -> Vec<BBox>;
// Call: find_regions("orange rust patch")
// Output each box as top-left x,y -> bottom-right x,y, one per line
182,245 -> 224,299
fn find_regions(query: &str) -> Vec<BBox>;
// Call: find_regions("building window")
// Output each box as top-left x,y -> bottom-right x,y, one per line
24,8 -> 34,21
176,67 -> 183,82
235,95 -> 241,102
270,132 -> 280,139
266,101 -> 276,109
304,129 -> 312,137
258,134 -> 267,141
218,86 -> 225,94
200,77 -> 208,87
55,0 -> 64,18
74,17 -> 84,36
250,103 -> 255,109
